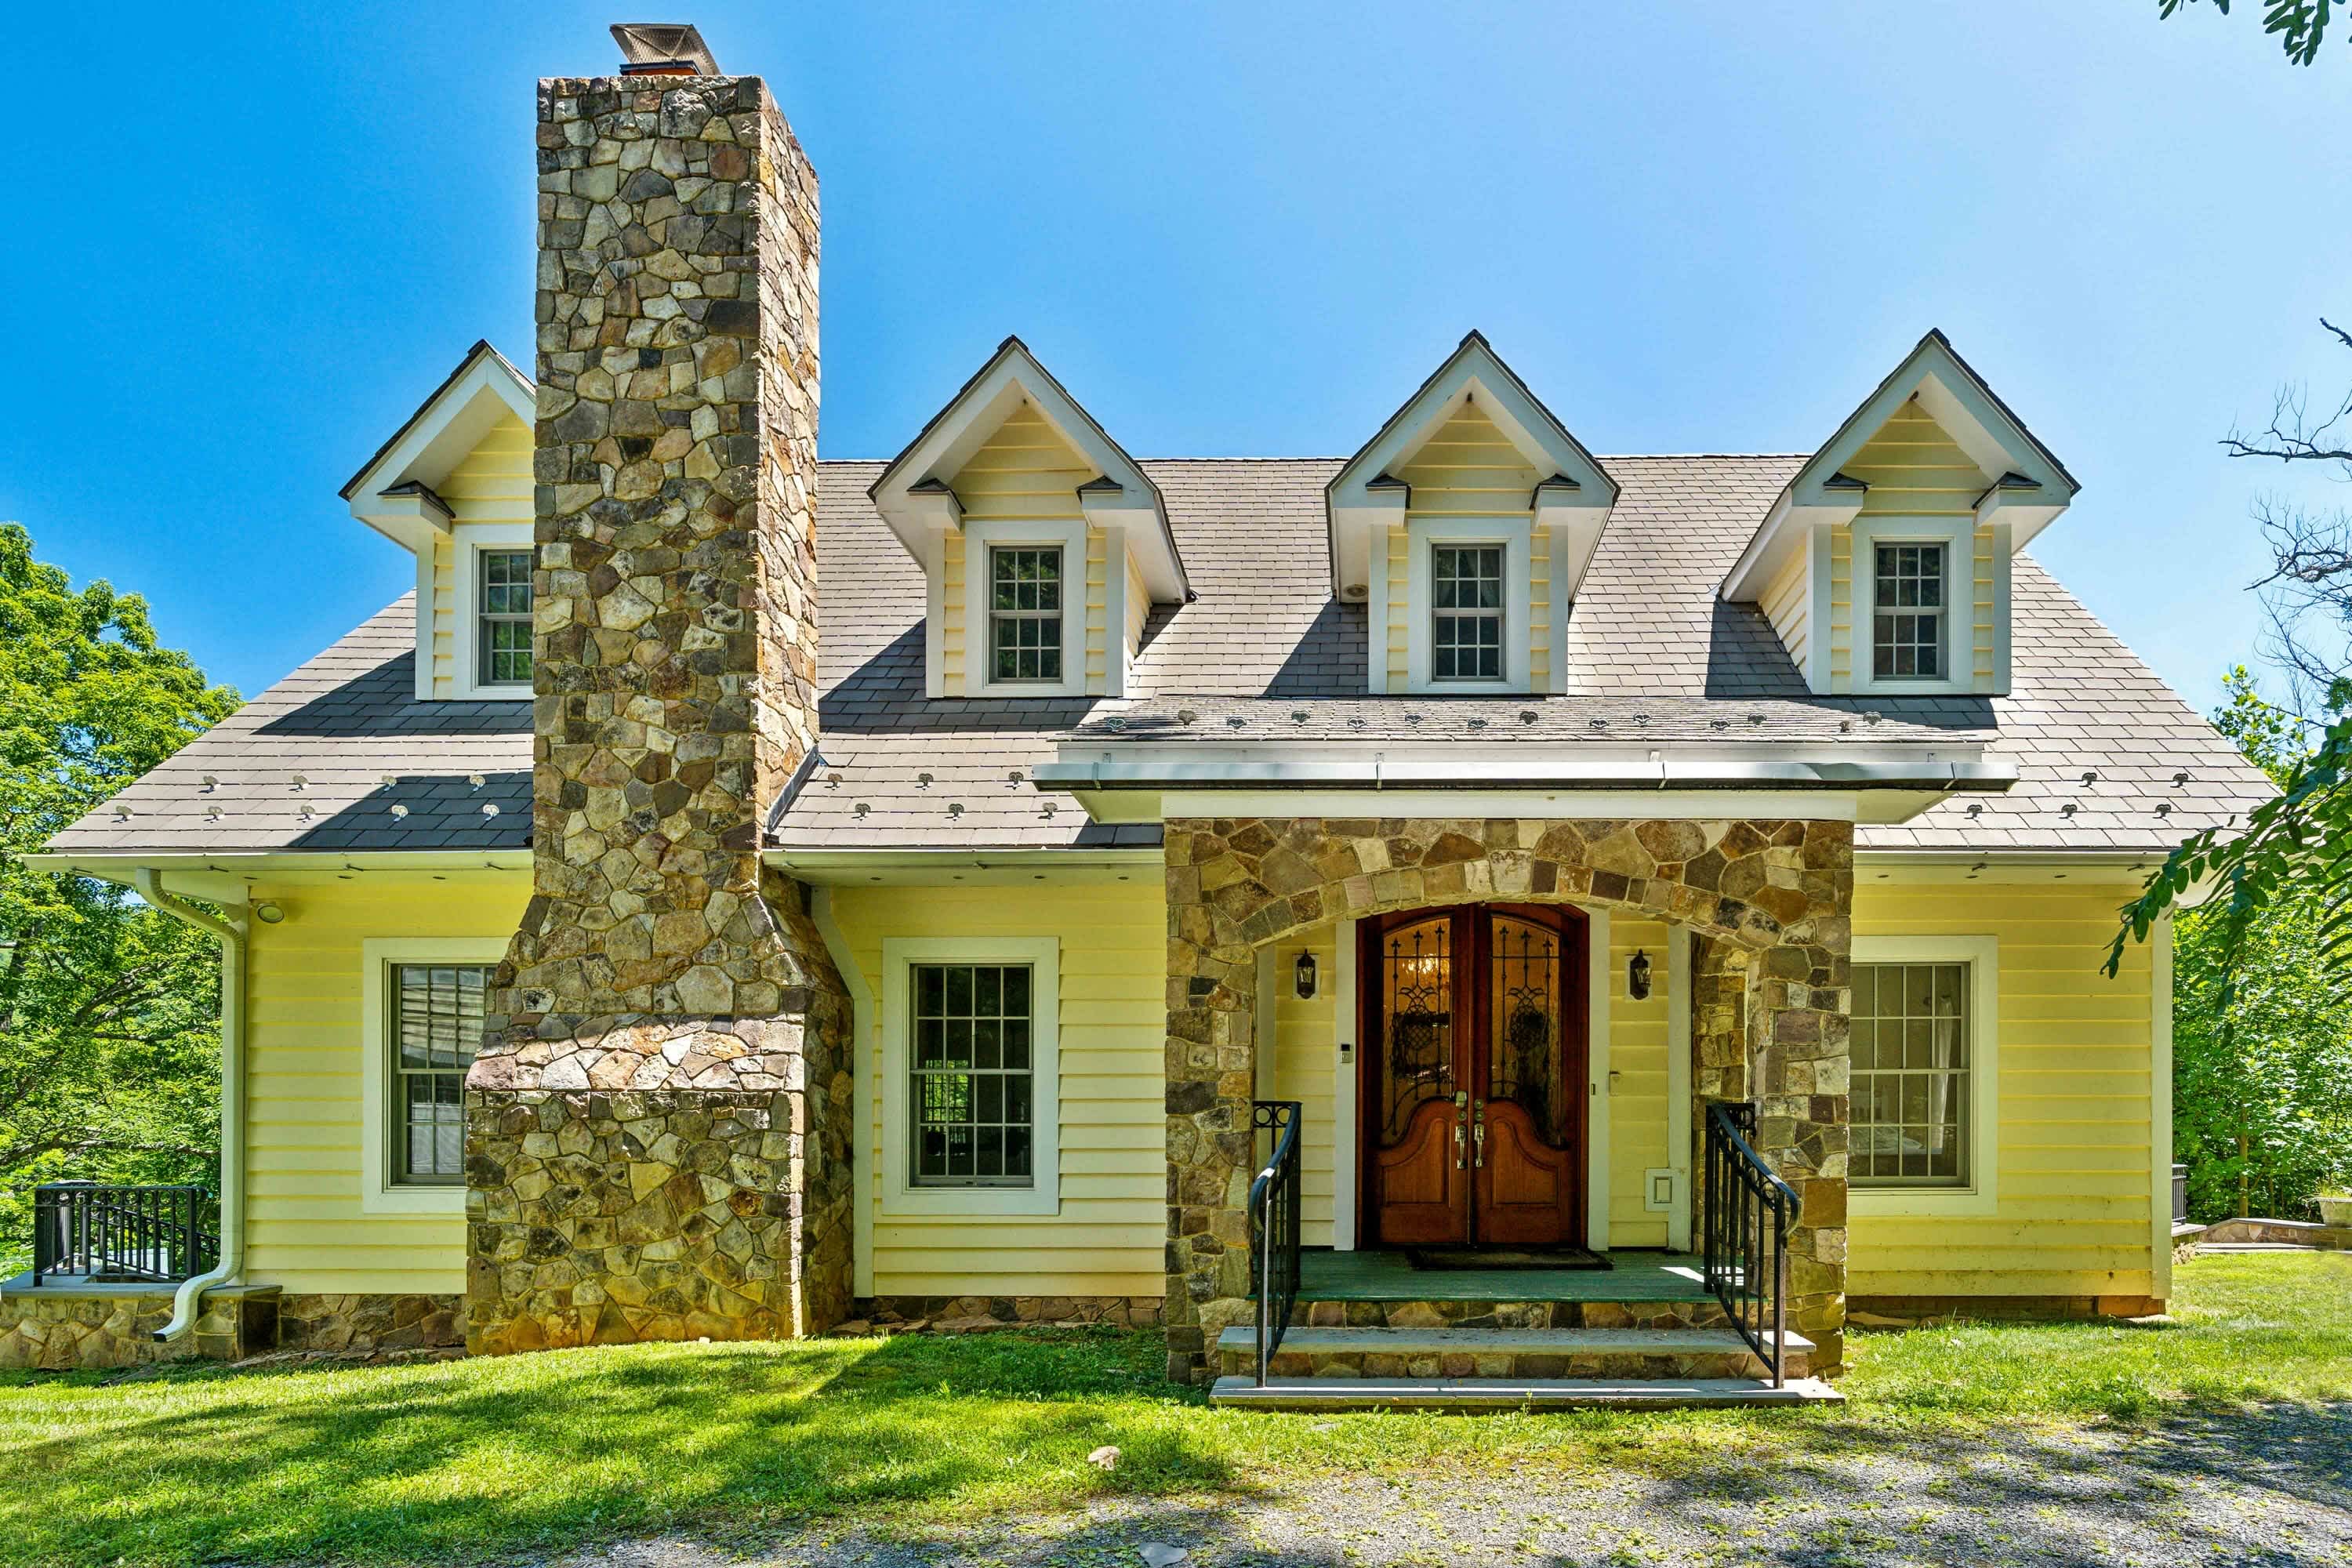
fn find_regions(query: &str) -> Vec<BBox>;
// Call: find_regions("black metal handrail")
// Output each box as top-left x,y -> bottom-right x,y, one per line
1247,1100 -> 1303,1385
1701,1102 -> 1800,1388
30,1183 -> 218,1285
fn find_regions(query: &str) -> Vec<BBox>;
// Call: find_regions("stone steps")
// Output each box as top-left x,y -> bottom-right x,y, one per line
1216,1324 -> 1812,1382
1208,1374 -> 1844,1410
1283,1298 -> 1730,1330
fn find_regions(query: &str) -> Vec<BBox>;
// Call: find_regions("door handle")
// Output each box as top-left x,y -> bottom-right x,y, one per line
1472,1117 -> 1486,1168
1453,1120 -> 1467,1169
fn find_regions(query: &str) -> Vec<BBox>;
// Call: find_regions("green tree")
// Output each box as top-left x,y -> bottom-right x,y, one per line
2168,669 -> 2352,1220
0,521 -> 239,1266
2161,0 -> 2338,65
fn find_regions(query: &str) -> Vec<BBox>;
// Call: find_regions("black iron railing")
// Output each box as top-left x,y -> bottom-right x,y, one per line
30,1183 -> 218,1285
1247,1100 -> 1303,1385
1701,1102 -> 1799,1388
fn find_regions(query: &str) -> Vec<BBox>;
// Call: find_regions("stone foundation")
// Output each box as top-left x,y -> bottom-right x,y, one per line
276,1293 -> 462,1353
1161,815 -> 1852,1383
848,1296 -> 1163,1333
1847,1294 -> 2167,1326
0,1283 -> 277,1370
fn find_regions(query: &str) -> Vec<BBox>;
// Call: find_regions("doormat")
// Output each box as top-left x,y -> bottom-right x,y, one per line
1405,1247 -> 1613,1272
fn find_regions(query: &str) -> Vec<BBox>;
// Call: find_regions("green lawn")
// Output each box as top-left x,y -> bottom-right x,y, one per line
2,1251 -> 2346,1567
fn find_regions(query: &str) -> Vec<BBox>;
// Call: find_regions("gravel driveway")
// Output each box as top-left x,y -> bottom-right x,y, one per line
544,1403 -> 2352,1567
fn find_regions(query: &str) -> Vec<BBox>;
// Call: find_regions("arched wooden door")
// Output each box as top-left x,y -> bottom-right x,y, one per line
1358,903 -> 1588,1249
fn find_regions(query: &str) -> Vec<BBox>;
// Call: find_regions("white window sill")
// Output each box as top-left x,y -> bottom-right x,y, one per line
879,1185 -> 1061,1218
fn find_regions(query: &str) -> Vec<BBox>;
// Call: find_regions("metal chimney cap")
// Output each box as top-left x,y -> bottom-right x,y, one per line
609,22 -> 721,75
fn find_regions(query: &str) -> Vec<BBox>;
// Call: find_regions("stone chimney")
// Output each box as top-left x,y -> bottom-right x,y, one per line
463,43 -> 853,1352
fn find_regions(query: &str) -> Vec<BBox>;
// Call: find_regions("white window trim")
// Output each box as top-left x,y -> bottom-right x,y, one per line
358,937 -> 509,1215
1849,516 -> 1973,697
1405,515 -> 1533,694
961,518 -> 1087,699
880,935 -> 1062,1216
1848,932 -> 2000,1217
451,524 -> 537,701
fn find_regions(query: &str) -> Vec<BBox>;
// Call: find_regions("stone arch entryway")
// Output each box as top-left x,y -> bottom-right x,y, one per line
1162,815 -> 1853,1381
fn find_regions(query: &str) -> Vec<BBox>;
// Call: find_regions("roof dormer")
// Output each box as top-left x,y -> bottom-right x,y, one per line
869,338 -> 1187,699
1327,332 -> 1618,694
1721,330 -> 2079,698
340,340 -> 539,701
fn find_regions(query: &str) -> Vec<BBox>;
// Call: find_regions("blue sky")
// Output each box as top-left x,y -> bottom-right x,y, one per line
6,2 -> 2347,713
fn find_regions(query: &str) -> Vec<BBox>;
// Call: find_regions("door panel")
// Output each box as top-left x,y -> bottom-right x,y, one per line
1360,902 -> 1587,1249
1363,912 -> 1468,1247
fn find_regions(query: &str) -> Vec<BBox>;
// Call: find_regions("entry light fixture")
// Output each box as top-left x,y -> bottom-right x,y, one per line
1294,950 -> 1318,1000
251,901 -> 287,925
1627,949 -> 1653,1001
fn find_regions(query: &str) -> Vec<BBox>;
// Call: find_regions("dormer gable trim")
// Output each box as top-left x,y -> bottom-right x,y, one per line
1722,329 -> 2078,604
341,339 -> 536,552
866,336 -> 1189,601
1326,330 -> 1620,601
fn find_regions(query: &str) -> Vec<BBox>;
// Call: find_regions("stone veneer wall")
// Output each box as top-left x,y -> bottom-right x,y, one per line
276,1293 -> 463,1353
0,1287 -> 276,1370
466,71 -> 853,1354
1161,815 -> 1853,1381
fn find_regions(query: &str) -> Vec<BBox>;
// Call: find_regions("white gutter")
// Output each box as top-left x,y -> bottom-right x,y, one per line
1031,751 -> 2017,793
131,869 -> 246,1345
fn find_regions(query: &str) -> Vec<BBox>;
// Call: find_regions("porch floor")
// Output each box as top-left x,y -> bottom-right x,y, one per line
1297,1248 -> 1712,1304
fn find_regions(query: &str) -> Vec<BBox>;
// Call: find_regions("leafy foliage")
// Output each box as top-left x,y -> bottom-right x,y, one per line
2114,669 -> 2352,1218
2161,0 -> 2337,65
0,521 -> 239,1264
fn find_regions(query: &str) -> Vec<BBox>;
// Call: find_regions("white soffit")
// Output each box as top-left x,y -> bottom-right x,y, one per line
1722,329 -> 2081,602
1325,331 -> 1621,601
341,339 -> 536,554
865,336 -> 1189,602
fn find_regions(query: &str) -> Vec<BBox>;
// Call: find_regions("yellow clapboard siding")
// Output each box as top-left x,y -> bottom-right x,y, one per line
1608,919 -> 1671,1245
1831,401 -> 2005,694
1761,536 -> 1809,674
829,880 -> 1168,1299
241,875 -> 528,1294
946,403 -> 1092,521
1849,882 -> 2161,1300
1395,401 -> 1538,514
1385,527 -> 1409,688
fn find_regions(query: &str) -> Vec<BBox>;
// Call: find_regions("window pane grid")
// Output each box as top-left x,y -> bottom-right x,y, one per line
1871,543 -> 1944,679
391,964 -> 488,1184
1432,544 -> 1504,681
1850,962 -> 1969,1187
910,963 -> 1035,1187
479,550 -> 535,686
989,547 -> 1063,683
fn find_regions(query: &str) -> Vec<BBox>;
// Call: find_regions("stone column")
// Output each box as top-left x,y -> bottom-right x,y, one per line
1692,823 -> 1853,1374
463,69 -> 853,1354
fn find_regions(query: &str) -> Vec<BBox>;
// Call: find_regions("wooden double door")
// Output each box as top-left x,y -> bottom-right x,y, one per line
1357,903 -> 1589,1249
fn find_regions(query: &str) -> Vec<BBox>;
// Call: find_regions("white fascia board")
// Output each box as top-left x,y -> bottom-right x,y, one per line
1722,332 -> 2078,599
868,340 -> 1187,601
764,847 -> 1163,886
1083,785 -> 1977,826
1722,486 -> 1865,603
1326,335 -> 1618,598
29,850 -> 532,902
1331,486 -> 1409,604
347,350 -> 536,550
1034,743 -> 2013,790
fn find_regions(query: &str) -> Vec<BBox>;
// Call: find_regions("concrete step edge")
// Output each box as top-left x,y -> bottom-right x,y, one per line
1218,1325 -> 1814,1354
1207,1374 -> 1845,1408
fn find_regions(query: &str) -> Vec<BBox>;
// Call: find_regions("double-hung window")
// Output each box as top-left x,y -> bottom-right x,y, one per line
478,548 -> 535,687
909,962 -> 1036,1186
989,546 -> 1063,683
1432,543 -> 1504,681
1850,961 -> 1969,1187
1871,542 -> 1944,680
389,963 -> 488,1185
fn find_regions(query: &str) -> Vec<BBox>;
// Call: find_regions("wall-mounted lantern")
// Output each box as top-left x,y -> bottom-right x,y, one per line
1628,949 -> 1653,1000
1294,949 -> 1318,1000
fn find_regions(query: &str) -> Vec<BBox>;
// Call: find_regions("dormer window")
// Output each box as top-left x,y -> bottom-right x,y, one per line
1432,544 -> 1504,681
478,549 -> 535,687
989,546 -> 1065,683
1871,542 -> 1945,681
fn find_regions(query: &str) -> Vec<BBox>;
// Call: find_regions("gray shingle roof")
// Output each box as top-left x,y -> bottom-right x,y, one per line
46,456 -> 2271,861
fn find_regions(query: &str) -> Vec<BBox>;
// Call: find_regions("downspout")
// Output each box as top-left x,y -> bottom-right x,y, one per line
132,869 -> 245,1343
